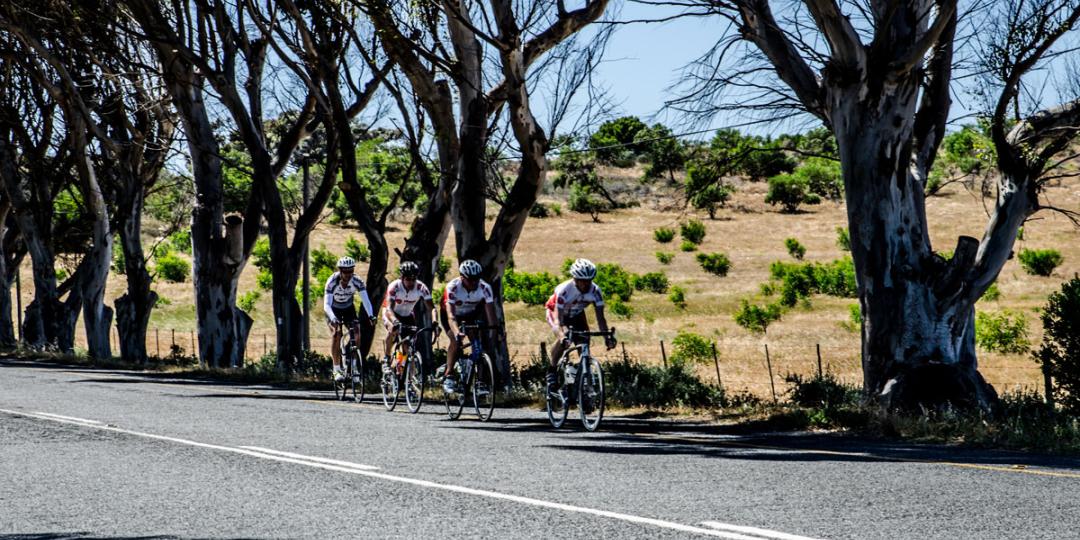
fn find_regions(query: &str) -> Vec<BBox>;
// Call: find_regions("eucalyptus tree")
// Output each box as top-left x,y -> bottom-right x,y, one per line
668,0 -> 1080,409
359,0 -> 614,382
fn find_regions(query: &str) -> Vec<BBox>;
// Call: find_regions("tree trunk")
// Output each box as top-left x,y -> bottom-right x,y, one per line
0,202 -> 17,348
115,189 -> 155,363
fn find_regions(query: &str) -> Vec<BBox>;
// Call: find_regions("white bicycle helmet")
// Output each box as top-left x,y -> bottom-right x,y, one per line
337,256 -> 356,269
569,258 -> 597,280
459,259 -> 483,278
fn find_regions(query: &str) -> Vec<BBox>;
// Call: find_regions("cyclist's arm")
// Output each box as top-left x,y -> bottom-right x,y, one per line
595,304 -> 610,334
483,302 -> 500,341
358,288 -> 374,319
323,277 -> 337,321
425,298 -> 438,326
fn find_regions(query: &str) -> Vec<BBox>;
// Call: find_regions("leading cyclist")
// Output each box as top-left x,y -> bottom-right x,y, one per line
324,256 -> 376,382
544,258 -> 616,389
439,259 -> 499,394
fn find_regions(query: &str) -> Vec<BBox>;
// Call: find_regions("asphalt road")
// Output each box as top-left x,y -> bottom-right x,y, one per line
2,359 -> 1078,539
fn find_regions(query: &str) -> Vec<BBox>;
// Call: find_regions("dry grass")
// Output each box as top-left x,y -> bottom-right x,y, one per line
43,170 -> 1079,399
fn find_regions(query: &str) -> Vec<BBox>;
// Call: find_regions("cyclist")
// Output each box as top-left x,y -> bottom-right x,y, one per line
380,261 -> 437,374
439,259 -> 499,394
544,258 -> 616,389
324,256 -> 375,382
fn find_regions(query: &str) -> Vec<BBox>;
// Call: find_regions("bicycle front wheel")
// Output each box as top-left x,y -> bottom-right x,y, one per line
405,352 -> 425,414
381,358 -> 400,412
442,363 -> 465,420
350,351 -> 364,403
579,356 -> 604,431
472,353 -> 495,422
546,357 -> 571,429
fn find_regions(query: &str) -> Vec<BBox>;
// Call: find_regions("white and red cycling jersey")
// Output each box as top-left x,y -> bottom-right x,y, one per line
382,279 -> 433,322
441,277 -> 494,318
545,279 -> 604,328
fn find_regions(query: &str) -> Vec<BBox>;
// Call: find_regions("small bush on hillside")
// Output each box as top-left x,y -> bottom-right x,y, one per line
156,253 -> 190,283
633,272 -> 670,294
793,157 -> 843,201
589,116 -> 649,164
596,263 -> 634,302
605,359 -> 725,408
670,331 -> 714,367
680,219 -> 707,244
529,202 -> 551,218
252,237 -> 271,270
843,303 -> 862,332
112,242 -> 126,275
690,184 -> 734,219
734,300 -> 783,334
653,227 -> 676,243
608,299 -> 632,318
980,283 -> 1002,302
836,227 -> 851,251
639,123 -> 686,181
765,173 -> 821,213
311,245 -> 337,275
238,290 -> 261,313
785,238 -> 806,260
1036,277 -> 1080,413
345,236 -> 370,263
975,310 -> 1030,354
256,268 -> 274,291
169,230 -> 192,252
503,268 -> 561,305
680,239 -> 697,252
550,203 -> 563,216
655,252 -> 674,265
685,160 -> 733,218
784,372 -> 860,409
696,252 -> 731,277
769,257 -> 857,306
1018,248 -> 1063,277
436,256 -> 452,282
568,184 -> 607,221
669,286 -> 687,309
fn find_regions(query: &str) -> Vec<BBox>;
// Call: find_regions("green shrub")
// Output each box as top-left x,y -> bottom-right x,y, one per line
768,257 -> 857,306
252,237 -> 271,270
680,239 -> 697,252
696,252 -> 731,277
655,251 -> 674,265
980,283 -> 1001,302
633,271 -> 670,294
155,253 -> 190,283
1036,276 -> 1080,413
503,268 -> 561,305
793,157 -> 843,201
238,290 -> 261,313
975,310 -> 1030,354
605,359 -> 725,408
595,263 -> 634,302
436,256 -> 452,282
1018,248 -> 1063,277
765,173 -> 821,213
849,303 -> 862,328
111,242 -> 126,275
784,238 -> 806,260
345,236 -> 370,263
734,300 -> 782,334
836,227 -> 851,251
589,116 -> 649,164
653,227 -> 676,243
608,299 -> 632,318
256,268 -> 274,291
783,372 -> 860,408
670,331 -> 714,367
680,219 -> 707,244
669,286 -> 687,308
310,245 -> 337,276
568,183 -> 607,221
529,202 -> 551,218
639,123 -> 686,181
685,160 -> 733,218
169,230 -> 192,252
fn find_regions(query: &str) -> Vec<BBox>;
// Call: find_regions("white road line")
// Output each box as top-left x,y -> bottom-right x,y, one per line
700,521 -> 825,540
2,407 -> 820,540
31,412 -> 104,425
238,446 -> 379,470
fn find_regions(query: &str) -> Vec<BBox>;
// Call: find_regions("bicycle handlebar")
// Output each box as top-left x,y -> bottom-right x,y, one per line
565,327 -> 616,339
457,323 -> 502,331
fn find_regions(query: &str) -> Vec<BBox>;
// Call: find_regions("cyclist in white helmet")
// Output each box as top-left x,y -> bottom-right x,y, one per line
439,259 -> 499,393
324,256 -> 375,382
380,261 -> 437,374
544,258 -> 616,388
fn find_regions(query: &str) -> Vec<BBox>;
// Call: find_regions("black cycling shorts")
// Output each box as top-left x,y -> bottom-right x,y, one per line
328,304 -> 359,327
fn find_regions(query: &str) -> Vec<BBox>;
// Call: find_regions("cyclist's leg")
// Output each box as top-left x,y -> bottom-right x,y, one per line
329,322 -> 343,371
382,313 -> 397,361
546,307 -> 565,371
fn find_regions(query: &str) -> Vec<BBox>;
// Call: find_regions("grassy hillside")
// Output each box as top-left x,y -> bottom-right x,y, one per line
44,165 -> 1080,398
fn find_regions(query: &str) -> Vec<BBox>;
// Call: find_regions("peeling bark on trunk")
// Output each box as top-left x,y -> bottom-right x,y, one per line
0,202 -> 18,348
115,190 -> 155,363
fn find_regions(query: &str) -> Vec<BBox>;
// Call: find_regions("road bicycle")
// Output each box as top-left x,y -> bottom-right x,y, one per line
380,324 -> 437,413
334,319 -> 365,403
546,328 -> 614,431
440,323 -> 498,421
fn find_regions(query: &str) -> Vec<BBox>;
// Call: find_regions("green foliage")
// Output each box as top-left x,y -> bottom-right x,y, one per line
768,257 -> 857,306
568,183 -> 607,221
252,237 -> 272,270
329,139 -> 426,224
783,372 -> 860,409
238,290 -> 261,313
668,286 -> 687,309
680,239 -> 697,252
503,268 -> 561,305
633,272 -> 670,294
345,236 -> 370,263
589,116 -> 649,164
310,245 -> 338,299
680,219 -> 706,244
653,227 -> 676,243
256,268 -> 274,291
792,126 -> 839,159
784,238 -> 806,260
670,331 -> 714,367
155,253 -> 190,283
605,358 -> 726,408
836,227 -> 851,251
734,300 -> 783,334
1036,277 -> 1080,413
684,159 -> 734,218
637,123 -> 685,180
169,230 -> 191,252
220,148 -> 254,214
980,283 -> 1002,302
55,268 -> 68,282
940,125 -> 996,176
529,202 -> 551,218
111,242 -> 126,275
845,303 -> 862,332
975,310 -> 1030,354
549,202 -> 563,216
1018,248 -> 1063,277
765,173 -> 821,213
436,256 -> 452,282
608,299 -> 632,318
655,251 -> 674,265
696,252 -> 731,277
792,157 -> 843,201
595,263 -> 634,302
708,129 -> 796,181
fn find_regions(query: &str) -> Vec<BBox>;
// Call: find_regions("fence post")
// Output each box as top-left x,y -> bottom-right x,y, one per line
659,340 -> 667,369
711,343 -> 722,386
171,329 -> 175,350
1043,361 -> 1055,409
190,331 -> 195,356
263,334 -> 268,356
155,329 -> 160,358
621,342 -> 629,364
539,341 -> 548,365
816,343 -> 823,379
764,343 -> 777,403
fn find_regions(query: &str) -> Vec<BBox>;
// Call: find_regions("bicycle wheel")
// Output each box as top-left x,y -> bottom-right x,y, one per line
579,356 -> 604,431
472,353 -> 495,422
404,351 -> 425,414
546,356 -> 572,428
334,365 -> 346,401
381,354 -> 400,412
442,363 -> 465,420
350,350 -> 364,403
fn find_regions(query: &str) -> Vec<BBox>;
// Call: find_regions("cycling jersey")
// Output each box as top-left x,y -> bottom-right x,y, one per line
441,277 -> 494,318
382,279 -> 432,320
545,279 -> 605,319
323,271 -> 374,322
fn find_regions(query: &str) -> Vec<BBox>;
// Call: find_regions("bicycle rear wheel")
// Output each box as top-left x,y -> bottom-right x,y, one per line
579,356 -> 604,431
545,357 -> 571,428
442,363 -> 465,420
472,353 -> 495,422
350,351 -> 364,403
405,351 -> 425,414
